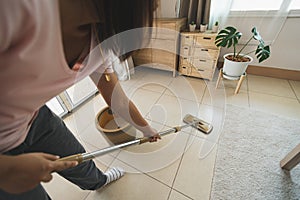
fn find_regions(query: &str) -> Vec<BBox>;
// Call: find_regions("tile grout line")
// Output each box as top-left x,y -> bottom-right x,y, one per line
166,133 -> 195,200
82,191 -> 92,200
288,80 -> 300,103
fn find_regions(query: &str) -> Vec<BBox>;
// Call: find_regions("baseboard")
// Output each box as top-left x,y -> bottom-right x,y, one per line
217,62 -> 300,81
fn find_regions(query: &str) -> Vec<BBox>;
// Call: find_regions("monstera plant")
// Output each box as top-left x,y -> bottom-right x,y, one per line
214,26 -> 271,77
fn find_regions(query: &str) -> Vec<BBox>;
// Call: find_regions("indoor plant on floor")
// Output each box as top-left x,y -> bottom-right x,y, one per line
215,26 -> 271,78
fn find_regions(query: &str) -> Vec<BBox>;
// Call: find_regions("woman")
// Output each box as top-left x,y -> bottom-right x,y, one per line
0,0 -> 159,199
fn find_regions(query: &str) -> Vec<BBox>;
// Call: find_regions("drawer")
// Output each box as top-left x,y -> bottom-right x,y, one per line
190,67 -> 212,79
132,49 -> 152,66
195,36 -> 217,48
180,57 -> 192,66
152,49 -> 175,68
150,39 -> 175,52
152,63 -> 174,72
181,35 -> 194,46
150,28 -> 178,40
192,58 -> 215,71
193,48 -> 219,60
180,46 -> 191,57
154,21 -> 176,30
179,65 -> 191,75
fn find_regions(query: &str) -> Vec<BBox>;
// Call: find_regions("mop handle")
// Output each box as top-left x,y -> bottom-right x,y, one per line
58,122 -> 197,164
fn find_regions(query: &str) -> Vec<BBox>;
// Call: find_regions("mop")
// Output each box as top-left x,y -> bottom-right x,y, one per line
58,114 -> 212,164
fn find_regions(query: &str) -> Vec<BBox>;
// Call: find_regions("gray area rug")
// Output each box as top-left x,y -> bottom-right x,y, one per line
211,105 -> 300,200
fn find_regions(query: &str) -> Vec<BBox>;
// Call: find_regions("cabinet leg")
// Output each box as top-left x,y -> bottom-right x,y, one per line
234,74 -> 246,94
215,69 -> 223,89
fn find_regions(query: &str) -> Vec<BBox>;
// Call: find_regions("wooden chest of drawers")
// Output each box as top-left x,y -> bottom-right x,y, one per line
178,32 -> 220,80
132,18 -> 186,77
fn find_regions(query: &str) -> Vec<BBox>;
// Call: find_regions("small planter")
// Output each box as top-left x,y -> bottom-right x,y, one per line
212,25 -> 219,33
222,53 -> 253,78
96,107 -> 136,145
200,24 -> 207,32
189,24 -> 196,32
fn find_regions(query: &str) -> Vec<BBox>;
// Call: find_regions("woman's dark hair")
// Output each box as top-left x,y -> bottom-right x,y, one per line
94,0 -> 158,60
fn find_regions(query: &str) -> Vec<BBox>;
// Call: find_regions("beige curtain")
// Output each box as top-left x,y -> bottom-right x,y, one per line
183,0 -> 211,26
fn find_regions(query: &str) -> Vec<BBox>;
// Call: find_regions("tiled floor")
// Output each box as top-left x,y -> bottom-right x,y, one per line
43,67 -> 300,200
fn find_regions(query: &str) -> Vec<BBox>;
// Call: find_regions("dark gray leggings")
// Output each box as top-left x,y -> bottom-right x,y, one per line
0,105 -> 107,200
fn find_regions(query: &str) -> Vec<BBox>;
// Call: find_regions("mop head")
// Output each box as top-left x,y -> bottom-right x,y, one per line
183,114 -> 213,134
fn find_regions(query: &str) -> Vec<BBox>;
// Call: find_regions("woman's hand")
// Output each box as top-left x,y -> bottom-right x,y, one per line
0,153 -> 78,194
142,126 -> 161,142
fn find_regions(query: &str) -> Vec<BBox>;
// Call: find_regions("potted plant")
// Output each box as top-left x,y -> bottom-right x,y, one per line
189,21 -> 196,32
200,24 -> 208,32
215,26 -> 270,77
212,21 -> 219,33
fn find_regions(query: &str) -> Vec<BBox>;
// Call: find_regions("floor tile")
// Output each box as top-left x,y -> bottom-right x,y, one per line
42,173 -> 90,200
248,75 -> 296,98
71,94 -> 108,134
115,128 -> 191,174
165,76 -> 206,102
203,86 -> 249,108
290,80 -> 300,101
127,88 -> 163,117
134,67 -> 174,90
149,93 -> 200,126
169,189 -> 193,200
173,138 -> 217,200
217,76 -> 248,92
249,91 -> 300,120
119,70 -> 145,88
78,123 -> 120,166
224,87 -> 249,108
85,161 -> 171,200
42,158 -> 109,200
138,83 -> 168,94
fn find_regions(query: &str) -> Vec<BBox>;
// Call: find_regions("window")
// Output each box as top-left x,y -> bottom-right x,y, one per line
289,0 -> 300,10
231,0 -> 300,11
231,0 -> 284,11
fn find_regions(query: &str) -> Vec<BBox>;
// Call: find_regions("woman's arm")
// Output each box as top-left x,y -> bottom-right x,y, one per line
96,72 -> 160,141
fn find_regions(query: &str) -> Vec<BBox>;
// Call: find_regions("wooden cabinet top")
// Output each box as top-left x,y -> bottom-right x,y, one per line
180,31 -> 218,37
153,18 -> 186,30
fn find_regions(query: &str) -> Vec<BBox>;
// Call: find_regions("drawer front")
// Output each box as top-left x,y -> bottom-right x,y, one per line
195,36 -> 217,48
179,65 -> 191,75
155,21 -> 176,30
192,58 -> 215,71
150,39 -> 175,52
132,49 -> 152,66
180,57 -> 192,66
181,35 -> 194,46
180,46 -> 191,57
190,67 -> 212,79
193,48 -> 219,60
152,63 -> 174,72
152,49 -> 175,68
152,21 -> 177,40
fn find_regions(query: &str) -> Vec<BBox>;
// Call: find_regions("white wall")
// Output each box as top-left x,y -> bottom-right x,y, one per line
263,17 -> 300,71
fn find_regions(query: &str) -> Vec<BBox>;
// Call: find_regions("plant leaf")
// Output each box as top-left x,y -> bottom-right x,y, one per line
252,27 -> 262,42
215,26 -> 242,49
255,44 -> 270,63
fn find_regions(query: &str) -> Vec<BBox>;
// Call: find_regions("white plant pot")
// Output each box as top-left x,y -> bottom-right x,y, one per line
223,53 -> 253,78
189,24 -> 196,32
200,24 -> 207,32
212,25 -> 219,33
